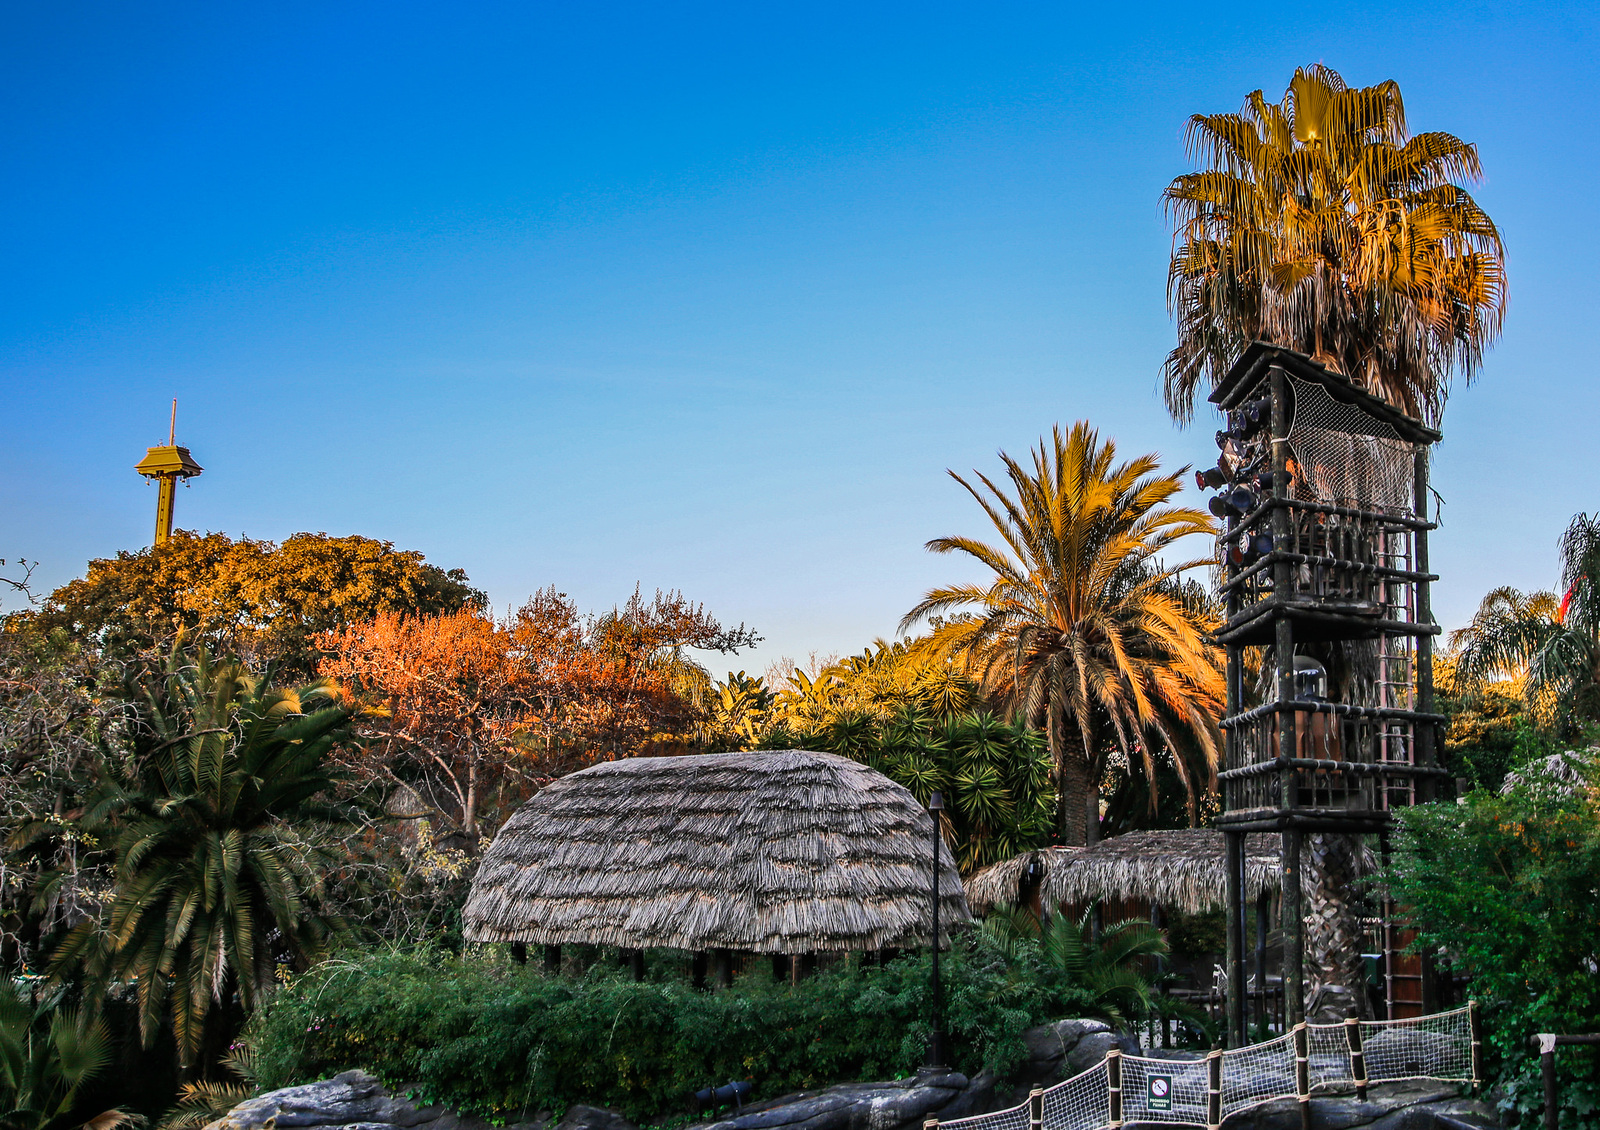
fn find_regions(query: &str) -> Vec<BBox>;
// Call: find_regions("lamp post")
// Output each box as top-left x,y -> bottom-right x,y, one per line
926,791 -> 947,1071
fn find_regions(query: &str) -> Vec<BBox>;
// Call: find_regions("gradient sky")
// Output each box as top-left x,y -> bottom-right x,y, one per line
3,1 -> 1596,676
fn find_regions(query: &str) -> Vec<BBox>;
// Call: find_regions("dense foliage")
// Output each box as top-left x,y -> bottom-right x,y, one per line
247,930 -> 1119,1124
1387,765 -> 1600,1130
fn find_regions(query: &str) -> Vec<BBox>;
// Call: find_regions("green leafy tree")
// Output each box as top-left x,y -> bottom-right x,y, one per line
46,649 -> 363,1076
0,982 -> 134,1130
35,532 -> 485,679
902,422 -> 1223,845
1387,763 -> 1600,1130
1162,64 -> 1505,426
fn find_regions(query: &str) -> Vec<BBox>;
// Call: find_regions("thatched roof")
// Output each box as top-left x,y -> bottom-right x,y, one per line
965,830 -> 1288,916
463,750 -> 970,953
1501,749 -> 1597,797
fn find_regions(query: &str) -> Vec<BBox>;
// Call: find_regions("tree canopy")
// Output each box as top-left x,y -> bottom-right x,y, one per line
34,531 -> 485,678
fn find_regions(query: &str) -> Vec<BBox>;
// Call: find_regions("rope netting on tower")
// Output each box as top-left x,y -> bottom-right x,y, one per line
930,1005 -> 1478,1130
1287,378 -> 1418,513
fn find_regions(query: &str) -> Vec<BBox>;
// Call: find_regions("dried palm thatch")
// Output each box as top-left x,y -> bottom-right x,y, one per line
463,750 -> 970,952
965,830 -> 1290,916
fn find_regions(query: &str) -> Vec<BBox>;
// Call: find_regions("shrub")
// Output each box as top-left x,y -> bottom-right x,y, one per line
1387,770 -> 1600,1130
248,931 -> 1095,1123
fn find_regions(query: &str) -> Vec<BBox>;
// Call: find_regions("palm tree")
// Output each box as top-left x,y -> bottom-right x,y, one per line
1162,64 -> 1505,426
48,648 -> 360,1076
902,422 -> 1224,845
1452,514 -> 1600,733
982,903 -> 1170,1027
0,982 -> 135,1130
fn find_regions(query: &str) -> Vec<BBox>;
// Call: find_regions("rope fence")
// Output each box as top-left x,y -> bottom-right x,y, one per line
932,1003 -> 1479,1130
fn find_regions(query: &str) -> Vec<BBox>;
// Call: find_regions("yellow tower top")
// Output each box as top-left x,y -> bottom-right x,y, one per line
136,399 -> 202,546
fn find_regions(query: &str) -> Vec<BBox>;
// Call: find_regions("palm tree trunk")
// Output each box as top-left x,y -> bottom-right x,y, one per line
1304,832 -> 1371,1021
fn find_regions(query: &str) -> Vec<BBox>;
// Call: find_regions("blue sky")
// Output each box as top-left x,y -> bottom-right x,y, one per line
3,1 -> 1596,675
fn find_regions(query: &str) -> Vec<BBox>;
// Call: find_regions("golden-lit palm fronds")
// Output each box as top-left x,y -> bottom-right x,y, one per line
901,422 -> 1225,844
1163,65 -> 1505,426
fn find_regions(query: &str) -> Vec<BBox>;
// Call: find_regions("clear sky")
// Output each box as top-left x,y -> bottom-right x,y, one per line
3,1 -> 1596,676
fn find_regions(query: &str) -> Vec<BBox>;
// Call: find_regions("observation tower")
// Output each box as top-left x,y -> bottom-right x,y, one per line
134,399 -> 203,546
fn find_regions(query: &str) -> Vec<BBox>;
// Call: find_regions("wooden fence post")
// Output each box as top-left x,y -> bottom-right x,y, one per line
1207,1049 -> 1223,1130
1345,1017 -> 1368,1101
1469,1001 -> 1483,1093
1293,1022 -> 1311,1130
1107,1048 -> 1124,1130
1029,1088 -> 1044,1130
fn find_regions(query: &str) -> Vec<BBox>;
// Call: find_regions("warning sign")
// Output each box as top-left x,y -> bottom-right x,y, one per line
1146,1075 -> 1173,1111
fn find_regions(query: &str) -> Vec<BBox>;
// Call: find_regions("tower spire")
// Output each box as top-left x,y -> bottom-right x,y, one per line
135,400 -> 202,546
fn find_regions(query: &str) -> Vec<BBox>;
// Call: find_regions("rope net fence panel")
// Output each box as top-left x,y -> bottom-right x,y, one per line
1119,1055 -> 1211,1126
935,1008 -> 1472,1130
1040,1060 -> 1110,1130
940,1099 -> 1032,1130
1287,377 -> 1418,513
1306,1024 -> 1357,1092
1360,1005 -> 1474,1084
1220,1032 -> 1297,1116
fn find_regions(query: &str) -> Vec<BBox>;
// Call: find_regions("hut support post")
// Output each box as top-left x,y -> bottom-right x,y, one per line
1106,1048 -> 1123,1130
1255,892 -> 1270,1033
1225,830 -> 1246,1048
692,952 -> 708,990
1028,1088 -> 1043,1130
713,948 -> 733,989
630,948 -> 645,982
1293,1023 -> 1311,1130
1345,1016 -> 1368,1100
1206,1049 -> 1223,1130
543,945 -> 561,975
1282,826 -> 1305,1026
509,942 -> 527,965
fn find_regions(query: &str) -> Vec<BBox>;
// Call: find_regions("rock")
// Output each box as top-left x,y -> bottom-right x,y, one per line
1064,1031 -> 1139,1077
207,1072 -> 405,1130
1218,1082 -> 1501,1130
552,1106 -> 637,1130
689,1068 -> 979,1130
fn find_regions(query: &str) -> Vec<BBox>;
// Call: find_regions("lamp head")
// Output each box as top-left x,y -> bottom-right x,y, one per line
928,791 -> 944,812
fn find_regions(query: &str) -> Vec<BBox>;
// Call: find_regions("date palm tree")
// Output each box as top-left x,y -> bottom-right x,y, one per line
48,648 -> 360,1076
1162,64 -> 1505,426
1452,513 -> 1600,732
902,422 -> 1224,845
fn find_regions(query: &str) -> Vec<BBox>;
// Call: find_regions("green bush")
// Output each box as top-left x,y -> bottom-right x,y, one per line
248,932 -> 1095,1123
1387,773 -> 1600,1130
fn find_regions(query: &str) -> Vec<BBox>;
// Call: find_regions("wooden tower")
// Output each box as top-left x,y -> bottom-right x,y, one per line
134,399 -> 203,546
1201,344 -> 1448,1043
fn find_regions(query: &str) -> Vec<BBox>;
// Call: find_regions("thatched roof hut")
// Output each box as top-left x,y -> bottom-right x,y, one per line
463,749 -> 970,953
965,830 -> 1286,917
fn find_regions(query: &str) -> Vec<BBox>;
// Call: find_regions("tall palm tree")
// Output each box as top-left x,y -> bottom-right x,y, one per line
901,422 -> 1225,845
1453,514 -> 1600,732
1162,64 -> 1505,426
48,648 -> 360,1075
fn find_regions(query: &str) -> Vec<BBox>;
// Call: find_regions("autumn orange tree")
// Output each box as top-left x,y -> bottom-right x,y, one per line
319,587 -> 759,840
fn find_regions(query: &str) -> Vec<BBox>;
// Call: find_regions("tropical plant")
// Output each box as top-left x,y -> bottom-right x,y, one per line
158,1046 -> 256,1130
0,981 -> 135,1130
1162,64 -> 1505,426
46,648 -> 361,1075
902,422 -> 1224,844
779,706 -> 1052,871
1453,515 -> 1600,736
981,903 -> 1169,1026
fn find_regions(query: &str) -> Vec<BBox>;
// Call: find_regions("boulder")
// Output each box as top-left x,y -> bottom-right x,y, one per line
1219,1081 -> 1501,1130
689,1068 -> 989,1130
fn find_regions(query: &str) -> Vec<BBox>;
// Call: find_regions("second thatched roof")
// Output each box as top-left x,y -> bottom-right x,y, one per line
463,749 -> 969,953
965,829 -> 1287,916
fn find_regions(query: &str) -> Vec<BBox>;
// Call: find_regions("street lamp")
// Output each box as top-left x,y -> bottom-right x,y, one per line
926,790 -> 947,1071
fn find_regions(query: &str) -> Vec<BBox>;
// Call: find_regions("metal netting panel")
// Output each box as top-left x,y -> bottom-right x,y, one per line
1360,1006 -> 1474,1083
1220,1032 -> 1297,1115
1288,378 -> 1417,512
1119,1055 -> 1211,1125
941,1099 -> 1032,1130
1040,1060 -> 1110,1130
1305,1024 -> 1356,1092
